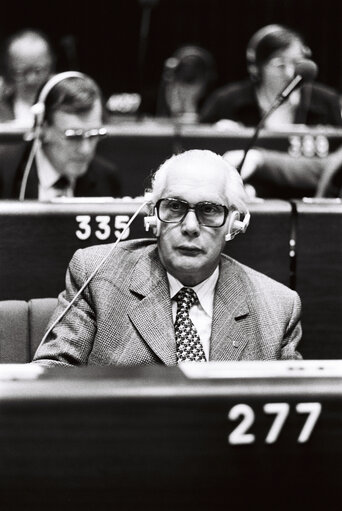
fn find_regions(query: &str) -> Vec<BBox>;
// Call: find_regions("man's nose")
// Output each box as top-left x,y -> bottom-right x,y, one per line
76,138 -> 96,155
283,63 -> 296,80
180,209 -> 200,236
24,72 -> 40,86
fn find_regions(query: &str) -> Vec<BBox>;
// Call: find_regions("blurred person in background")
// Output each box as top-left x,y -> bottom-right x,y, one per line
0,29 -> 55,125
156,45 -> 217,122
200,24 -> 342,128
0,73 -> 121,199
224,145 -> 342,199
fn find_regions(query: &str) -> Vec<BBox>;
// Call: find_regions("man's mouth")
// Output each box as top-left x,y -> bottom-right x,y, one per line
176,245 -> 203,255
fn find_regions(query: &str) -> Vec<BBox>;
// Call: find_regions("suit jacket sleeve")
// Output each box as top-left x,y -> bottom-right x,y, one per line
280,291 -> 302,360
33,249 -> 97,367
251,149 -> 324,192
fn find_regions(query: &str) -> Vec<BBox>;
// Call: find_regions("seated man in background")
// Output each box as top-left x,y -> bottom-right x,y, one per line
0,29 -> 55,124
0,73 -> 121,199
200,24 -> 342,127
33,149 -> 302,367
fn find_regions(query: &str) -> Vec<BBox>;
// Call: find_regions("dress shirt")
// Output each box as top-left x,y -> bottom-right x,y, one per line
167,267 -> 219,361
36,145 -> 75,200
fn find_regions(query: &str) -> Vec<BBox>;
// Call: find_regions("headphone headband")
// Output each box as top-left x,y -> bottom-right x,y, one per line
246,24 -> 285,65
37,71 -> 87,105
32,71 -> 88,127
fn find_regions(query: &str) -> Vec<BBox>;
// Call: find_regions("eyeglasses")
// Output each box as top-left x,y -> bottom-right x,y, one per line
266,57 -> 301,72
10,64 -> 51,81
155,198 -> 229,227
54,127 -> 107,142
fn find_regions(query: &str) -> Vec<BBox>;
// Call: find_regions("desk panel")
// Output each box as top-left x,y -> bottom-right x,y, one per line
0,363 -> 341,511
295,200 -> 342,359
1,122 -> 342,196
0,200 -> 291,300
0,200 -> 150,300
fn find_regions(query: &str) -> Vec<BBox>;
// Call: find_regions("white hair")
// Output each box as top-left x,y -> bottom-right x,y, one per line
148,149 -> 248,214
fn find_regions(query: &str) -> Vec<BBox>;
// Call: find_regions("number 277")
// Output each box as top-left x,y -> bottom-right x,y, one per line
228,402 -> 321,445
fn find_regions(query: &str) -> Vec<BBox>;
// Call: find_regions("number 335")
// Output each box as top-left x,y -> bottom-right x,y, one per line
75,215 -> 130,241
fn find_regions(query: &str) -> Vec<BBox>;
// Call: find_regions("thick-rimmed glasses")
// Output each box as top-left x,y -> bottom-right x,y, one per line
155,198 -> 229,227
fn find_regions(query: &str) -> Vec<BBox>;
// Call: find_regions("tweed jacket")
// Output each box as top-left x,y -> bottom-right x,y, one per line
33,239 -> 302,366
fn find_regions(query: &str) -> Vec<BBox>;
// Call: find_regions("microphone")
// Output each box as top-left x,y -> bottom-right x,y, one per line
237,59 -> 318,173
273,59 -> 318,107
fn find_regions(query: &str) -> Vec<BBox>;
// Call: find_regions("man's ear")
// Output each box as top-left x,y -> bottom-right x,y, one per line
40,122 -> 52,143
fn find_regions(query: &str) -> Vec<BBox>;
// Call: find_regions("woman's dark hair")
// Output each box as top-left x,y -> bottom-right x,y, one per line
246,24 -> 311,80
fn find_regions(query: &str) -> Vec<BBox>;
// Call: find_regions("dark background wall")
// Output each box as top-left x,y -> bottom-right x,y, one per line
1,0 -> 342,110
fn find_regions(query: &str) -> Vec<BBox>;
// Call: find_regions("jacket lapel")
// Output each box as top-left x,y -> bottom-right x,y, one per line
210,256 -> 251,361
128,247 -> 177,365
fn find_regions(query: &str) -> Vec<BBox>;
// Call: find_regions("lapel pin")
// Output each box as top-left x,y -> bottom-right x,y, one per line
233,341 -> 239,348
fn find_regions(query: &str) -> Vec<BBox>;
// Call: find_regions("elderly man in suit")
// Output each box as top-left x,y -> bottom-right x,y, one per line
33,149 -> 302,366
0,73 -> 121,199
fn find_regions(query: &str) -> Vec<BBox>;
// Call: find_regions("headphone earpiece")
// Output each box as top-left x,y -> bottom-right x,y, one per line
144,215 -> 161,236
225,210 -> 250,241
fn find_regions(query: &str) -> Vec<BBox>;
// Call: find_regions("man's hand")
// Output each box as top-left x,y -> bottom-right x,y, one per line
223,149 -> 264,181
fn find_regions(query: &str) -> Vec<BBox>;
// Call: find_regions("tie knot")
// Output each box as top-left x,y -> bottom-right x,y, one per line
54,175 -> 70,190
175,287 -> 198,311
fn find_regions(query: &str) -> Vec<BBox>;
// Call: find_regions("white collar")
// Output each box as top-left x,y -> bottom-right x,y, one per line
36,144 -> 74,189
167,266 -> 219,318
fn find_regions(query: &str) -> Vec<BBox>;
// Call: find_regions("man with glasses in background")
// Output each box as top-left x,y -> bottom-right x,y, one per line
33,149 -> 302,367
0,73 -> 121,199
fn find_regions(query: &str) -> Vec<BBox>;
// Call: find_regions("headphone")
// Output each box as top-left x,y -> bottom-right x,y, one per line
144,205 -> 250,242
246,24 -> 312,82
31,70 -> 87,131
19,71 -> 89,200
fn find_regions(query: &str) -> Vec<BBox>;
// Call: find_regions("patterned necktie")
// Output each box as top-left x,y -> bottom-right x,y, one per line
174,287 -> 206,362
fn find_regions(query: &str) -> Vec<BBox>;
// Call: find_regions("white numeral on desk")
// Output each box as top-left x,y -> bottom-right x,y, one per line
228,404 -> 255,445
263,403 -> 290,444
288,135 -> 329,158
296,402 -> 322,443
75,215 -> 131,240
114,215 -> 130,240
76,215 -> 91,240
228,402 -> 321,445
95,215 -> 111,240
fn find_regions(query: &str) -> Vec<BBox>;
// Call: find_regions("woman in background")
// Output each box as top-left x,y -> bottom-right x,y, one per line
200,24 -> 342,128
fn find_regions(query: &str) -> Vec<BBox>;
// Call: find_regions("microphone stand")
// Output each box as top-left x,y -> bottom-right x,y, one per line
237,73 -> 308,174
137,0 -> 159,119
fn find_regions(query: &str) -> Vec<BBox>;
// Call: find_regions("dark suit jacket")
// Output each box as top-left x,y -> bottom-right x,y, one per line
0,142 -> 121,199
33,239 -> 302,367
200,79 -> 342,127
0,93 -> 15,122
